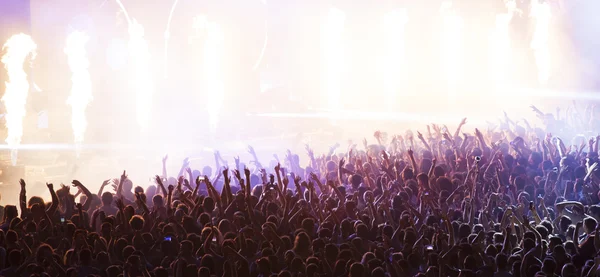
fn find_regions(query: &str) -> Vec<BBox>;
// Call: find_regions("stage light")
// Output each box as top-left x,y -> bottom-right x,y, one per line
115,0 -> 154,132
65,31 -> 93,156
253,0 -> 269,71
440,1 -> 464,99
164,0 -> 180,78
128,20 -> 154,133
1,34 -> 37,165
531,0 -> 552,85
382,9 -> 408,111
321,7 -> 346,115
202,19 -> 225,135
489,2 -> 513,90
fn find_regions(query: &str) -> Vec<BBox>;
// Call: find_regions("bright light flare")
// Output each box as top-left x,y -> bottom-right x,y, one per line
1,34 -> 37,165
65,31 -> 93,155
202,19 -> 225,134
440,2 -> 464,90
489,1 -> 514,89
128,20 -> 154,131
382,9 -> 408,111
531,0 -> 552,85
321,7 -> 346,114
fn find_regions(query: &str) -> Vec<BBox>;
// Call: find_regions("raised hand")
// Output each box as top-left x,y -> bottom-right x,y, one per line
274,163 -> 281,173
259,168 -> 267,178
247,145 -> 256,156
72,180 -> 83,188
309,172 -> 319,182
381,150 -> 389,161
20,179 -> 26,190
155,175 -> 164,186
339,158 -> 346,169
115,198 -> 125,210
162,154 -> 168,164
120,170 -> 128,181
222,167 -> 229,179
46,182 -> 53,190
305,144 -> 314,159
374,131 -> 382,140
230,169 -> 240,180
529,105 -> 543,115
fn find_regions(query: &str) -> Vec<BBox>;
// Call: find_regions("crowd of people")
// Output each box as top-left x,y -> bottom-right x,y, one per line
1,105 -> 600,277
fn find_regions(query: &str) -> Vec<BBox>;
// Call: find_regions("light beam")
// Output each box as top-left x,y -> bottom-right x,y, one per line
1,34 -> 37,165
115,0 -> 154,132
382,9 -> 408,111
440,1 -> 464,91
321,7 -> 346,116
65,31 -> 93,156
531,0 -> 552,85
203,20 -> 225,135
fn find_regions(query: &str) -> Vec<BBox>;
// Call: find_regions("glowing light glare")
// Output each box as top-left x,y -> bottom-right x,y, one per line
203,21 -> 225,134
164,0 -> 180,78
253,0 -> 268,71
65,31 -> 93,154
382,10 -> 408,111
114,0 -> 153,131
440,1 -> 464,87
128,20 -> 154,131
489,2 -> 513,88
321,7 -> 346,114
1,34 -> 37,165
531,0 -> 552,85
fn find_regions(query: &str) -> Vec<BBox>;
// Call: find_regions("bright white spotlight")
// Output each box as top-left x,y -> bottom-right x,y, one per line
440,1 -> 464,93
531,0 -> 552,85
202,20 -> 225,135
321,7 -> 346,115
164,0 -> 180,78
114,0 -> 153,132
489,2 -> 514,90
65,31 -> 93,156
1,34 -> 37,165
128,20 -> 154,132
382,9 -> 408,111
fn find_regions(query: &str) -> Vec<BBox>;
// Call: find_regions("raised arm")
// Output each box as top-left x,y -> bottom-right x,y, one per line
19,179 -> 28,218
72,180 -> 93,211
116,170 -> 127,198
46,183 -> 59,216
453,118 -> 467,139
247,146 -> 263,170
155,175 -> 168,196
162,154 -> 168,179
177,158 -> 190,179
416,131 -> 432,152
408,149 -> 418,175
